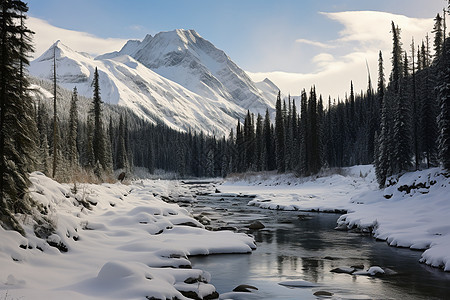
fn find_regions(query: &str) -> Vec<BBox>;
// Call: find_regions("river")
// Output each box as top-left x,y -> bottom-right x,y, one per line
180,183 -> 450,299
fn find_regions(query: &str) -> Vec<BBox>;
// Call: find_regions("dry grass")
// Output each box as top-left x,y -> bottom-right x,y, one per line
54,168 -> 117,184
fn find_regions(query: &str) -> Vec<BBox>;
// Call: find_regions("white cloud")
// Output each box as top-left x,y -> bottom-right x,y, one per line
322,11 -> 433,50
27,17 -> 129,59
295,38 -> 336,49
251,11 -> 435,99
312,53 -> 335,69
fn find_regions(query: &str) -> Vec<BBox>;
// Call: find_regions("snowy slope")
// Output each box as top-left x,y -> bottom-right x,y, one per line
29,30 -> 279,134
254,78 -> 280,105
107,29 -> 276,114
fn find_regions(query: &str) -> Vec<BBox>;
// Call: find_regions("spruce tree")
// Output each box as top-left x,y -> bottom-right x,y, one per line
367,65 -> 377,163
262,108 -> 272,171
235,119 -> 244,172
390,22 -> 403,93
116,114 -> 129,170
243,110 -> 255,170
90,67 -> 108,173
37,101 -> 50,175
124,114 -> 132,169
85,115 -> 95,168
291,99 -> 299,169
433,13 -> 444,60
308,87 -> 321,175
109,116 -> 115,167
377,51 -> 386,109
255,113 -> 263,171
285,96 -> 293,171
411,38 -> 420,170
0,0 -> 37,231
67,87 -> 79,170
420,44 -> 438,168
375,90 -> 392,187
349,81 -> 356,137
275,91 -> 285,173
299,89 -> 309,174
392,52 -> 412,174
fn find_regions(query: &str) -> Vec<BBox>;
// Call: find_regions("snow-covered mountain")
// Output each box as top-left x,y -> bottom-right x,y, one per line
29,30 -> 278,134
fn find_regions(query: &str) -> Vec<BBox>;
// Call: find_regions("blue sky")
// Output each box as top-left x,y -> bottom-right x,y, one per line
27,0 -> 447,97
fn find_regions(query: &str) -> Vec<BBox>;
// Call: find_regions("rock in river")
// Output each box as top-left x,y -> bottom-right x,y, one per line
313,290 -> 334,297
330,266 -> 356,274
248,221 -> 265,230
233,284 -> 258,292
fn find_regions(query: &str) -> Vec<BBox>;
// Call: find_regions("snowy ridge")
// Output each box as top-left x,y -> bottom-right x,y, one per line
0,173 -> 255,299
29,30 -> 279,134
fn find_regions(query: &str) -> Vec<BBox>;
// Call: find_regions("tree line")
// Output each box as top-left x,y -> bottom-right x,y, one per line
225,13 -> 450,187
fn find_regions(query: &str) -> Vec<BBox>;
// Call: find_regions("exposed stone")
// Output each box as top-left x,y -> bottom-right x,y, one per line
180,290 -> 213,300
215,226 -> 238,232
177,222 -> 201,228
383,267 -> 398,276
203,291 -> 219,300
313,291 -> 334,297
47,241 -> 68,253
351,264 -> 365,270
233,284 -> 258,292
248,221 -> 265,230
330,266 -> 355,274
323,256 -> 339,260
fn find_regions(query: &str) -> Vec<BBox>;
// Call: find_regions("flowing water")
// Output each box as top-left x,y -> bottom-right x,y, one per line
182,184 -> 450,299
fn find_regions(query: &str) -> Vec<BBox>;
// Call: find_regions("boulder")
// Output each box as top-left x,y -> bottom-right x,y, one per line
313,291 -> 334,297
248,221 -> 265,230
233,284 -> 258,293
351,264 -> 365,270
330,266 -> 355,274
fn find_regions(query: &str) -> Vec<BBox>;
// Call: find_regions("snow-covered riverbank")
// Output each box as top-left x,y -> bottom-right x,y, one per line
221,166 -> 450,272
0,173 -> 255,299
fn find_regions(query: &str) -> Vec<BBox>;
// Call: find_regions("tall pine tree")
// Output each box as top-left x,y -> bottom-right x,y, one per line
90,67 -> 109,174
275,91 -> 285,173
0,0 -> 37,232
67,87 -> 79,170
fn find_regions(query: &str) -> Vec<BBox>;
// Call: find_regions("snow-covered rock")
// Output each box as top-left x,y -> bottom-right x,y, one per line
278,280 -> 319,287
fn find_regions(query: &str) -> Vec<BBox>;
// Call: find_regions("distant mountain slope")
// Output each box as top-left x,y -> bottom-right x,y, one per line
29,30 -> 279,135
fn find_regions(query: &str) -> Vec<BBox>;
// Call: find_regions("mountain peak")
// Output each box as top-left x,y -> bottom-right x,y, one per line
173,29 -> 200,44
262,78 -> 278,90
35,40 -> 77,62
149,29 -> 201,48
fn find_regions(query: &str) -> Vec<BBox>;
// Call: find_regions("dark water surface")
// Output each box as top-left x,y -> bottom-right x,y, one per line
187,191 -> 450,300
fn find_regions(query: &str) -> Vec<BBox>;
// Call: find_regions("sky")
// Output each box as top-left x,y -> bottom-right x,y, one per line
26,0 -> 448,99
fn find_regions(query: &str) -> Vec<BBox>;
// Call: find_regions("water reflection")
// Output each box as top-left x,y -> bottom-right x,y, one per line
190,195 -> 450,299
